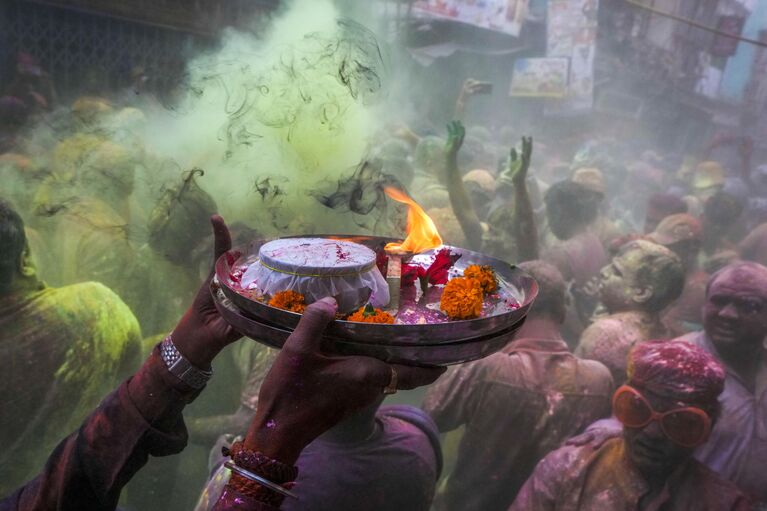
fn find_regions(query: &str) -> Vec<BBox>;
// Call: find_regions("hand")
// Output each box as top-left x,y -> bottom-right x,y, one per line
508,136 -> 533,186
460,78 -> 486,97
446,120 -> 465,156
244,297 -> 445,464
171,215 -> 242,369
565,422 -> 621,451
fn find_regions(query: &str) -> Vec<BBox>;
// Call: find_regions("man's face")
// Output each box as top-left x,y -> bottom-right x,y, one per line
622,389 -> 698,478
599,248 -> 642,312
703,269 -> 767,354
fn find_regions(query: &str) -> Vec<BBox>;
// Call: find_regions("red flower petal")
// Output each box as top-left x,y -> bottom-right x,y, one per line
425,248 -> 462,286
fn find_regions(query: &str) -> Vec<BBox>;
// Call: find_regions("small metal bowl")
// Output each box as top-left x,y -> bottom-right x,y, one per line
215,235 -> 538,347
212,281 -> 529,366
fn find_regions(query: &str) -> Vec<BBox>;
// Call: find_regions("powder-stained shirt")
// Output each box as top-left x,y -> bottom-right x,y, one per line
510,437 -> 751,511
678,331 -> 767,503
0,282 -> 142,494
423,338 -> 614,511
576,311 -> 669,383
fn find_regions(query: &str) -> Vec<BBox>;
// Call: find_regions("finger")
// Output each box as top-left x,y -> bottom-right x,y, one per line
391,364 -> 446,390
211,214 -> 232,261
286,297 -> 337,353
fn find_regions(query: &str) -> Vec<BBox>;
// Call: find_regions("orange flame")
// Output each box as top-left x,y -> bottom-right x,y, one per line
384,186 -> 443,254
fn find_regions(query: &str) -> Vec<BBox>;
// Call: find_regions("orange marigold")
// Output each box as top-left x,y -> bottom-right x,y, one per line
440,277 -> 484,320
268,290 -> 306,313
347,304 -> 395,324
463,264 -> 498,293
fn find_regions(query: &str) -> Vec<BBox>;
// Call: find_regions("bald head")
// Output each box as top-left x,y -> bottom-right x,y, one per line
707,261 -> 767,297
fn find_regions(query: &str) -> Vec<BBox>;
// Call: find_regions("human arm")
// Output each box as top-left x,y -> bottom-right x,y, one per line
1,215 -> 241,511
508,138 -> 538,261
213,298 -> 445,510
454,79 -> 488,120
444,120 -> 483,250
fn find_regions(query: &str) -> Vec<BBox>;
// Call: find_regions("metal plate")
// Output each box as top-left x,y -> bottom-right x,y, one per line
212,281 -> 528,366
216,235 -> 538,346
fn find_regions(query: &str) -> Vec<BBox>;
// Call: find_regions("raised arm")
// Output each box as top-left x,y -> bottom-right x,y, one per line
509,137 -> 538,261
444,121 -> 483,250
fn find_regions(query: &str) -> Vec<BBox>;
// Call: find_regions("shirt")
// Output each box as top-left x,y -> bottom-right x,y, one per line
197,406 -> 440,511
678,331 -> 767,503
0,282 -> 142,494
424,338 -> 614,511
510,437 -> 752,511
576,311 -> 669,383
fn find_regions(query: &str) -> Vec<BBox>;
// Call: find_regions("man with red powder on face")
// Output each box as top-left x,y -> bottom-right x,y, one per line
509,340 -> 751,511
674,262 -> 767,505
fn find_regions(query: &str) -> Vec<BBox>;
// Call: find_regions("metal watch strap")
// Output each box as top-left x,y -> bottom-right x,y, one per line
160,335 -> 213,389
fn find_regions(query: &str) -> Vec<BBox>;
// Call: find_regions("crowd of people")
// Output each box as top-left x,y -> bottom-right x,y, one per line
1,51 -> 767,511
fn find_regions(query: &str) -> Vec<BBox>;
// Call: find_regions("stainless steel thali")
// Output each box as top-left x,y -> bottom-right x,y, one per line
212,235 -> 538,365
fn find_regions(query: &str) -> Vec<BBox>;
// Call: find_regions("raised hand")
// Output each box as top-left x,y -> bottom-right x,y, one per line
507,136 -> 533,186
171,215 -> 242,369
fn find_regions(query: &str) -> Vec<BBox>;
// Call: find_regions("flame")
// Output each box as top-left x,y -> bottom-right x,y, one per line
384,186 -> 443,253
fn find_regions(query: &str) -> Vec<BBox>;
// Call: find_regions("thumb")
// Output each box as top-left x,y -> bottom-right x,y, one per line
286,297 -> 338,353
211,214 -> 232,261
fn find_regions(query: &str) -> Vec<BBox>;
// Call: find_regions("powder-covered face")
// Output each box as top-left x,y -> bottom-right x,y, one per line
622,388 -> 699,478
703,268 -> 767,354
598,247 -> 645,313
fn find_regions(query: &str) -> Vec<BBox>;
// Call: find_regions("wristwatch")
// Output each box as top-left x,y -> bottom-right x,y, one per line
160,335 -> 213,389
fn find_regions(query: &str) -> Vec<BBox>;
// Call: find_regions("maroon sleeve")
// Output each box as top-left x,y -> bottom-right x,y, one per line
1,346 -> 200,511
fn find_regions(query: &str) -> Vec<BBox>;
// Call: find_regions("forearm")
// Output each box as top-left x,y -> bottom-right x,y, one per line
3,347 -> 197,511
211,414 -> 304,511
445,152 -> 483,250
513,180 -> 539,261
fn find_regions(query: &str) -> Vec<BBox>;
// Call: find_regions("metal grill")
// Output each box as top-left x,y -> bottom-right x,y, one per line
0,0 -> 215,100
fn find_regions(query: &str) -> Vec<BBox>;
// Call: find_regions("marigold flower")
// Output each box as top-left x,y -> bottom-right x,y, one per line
268,290 -> 306,313
463,264 -> 498,293
440,276 -> 484,320
346,304 -> 395,324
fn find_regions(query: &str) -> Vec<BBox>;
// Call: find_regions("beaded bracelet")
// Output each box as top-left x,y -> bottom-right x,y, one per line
222,442 -> 299,503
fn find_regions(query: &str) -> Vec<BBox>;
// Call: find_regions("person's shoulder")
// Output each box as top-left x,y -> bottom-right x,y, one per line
50,281 -> 141,336
574,357 -> 614,390
579,316 -> 625,350
685,459 -> 752,507
671,330 -> 704,346
535,434 -> 610,477
379,405 -> 438,440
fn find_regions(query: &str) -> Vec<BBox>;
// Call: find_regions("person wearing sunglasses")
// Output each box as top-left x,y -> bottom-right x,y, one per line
674,261 -> 767,505
510,340 -> 752,511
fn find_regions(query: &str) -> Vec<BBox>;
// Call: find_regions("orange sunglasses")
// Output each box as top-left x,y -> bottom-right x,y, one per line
612,385 -> 711,448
